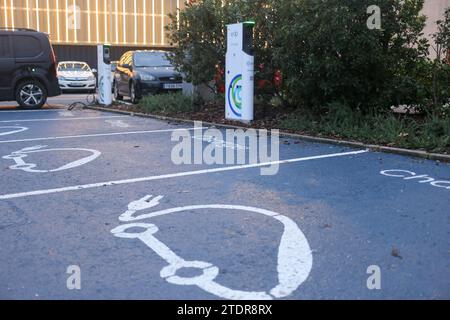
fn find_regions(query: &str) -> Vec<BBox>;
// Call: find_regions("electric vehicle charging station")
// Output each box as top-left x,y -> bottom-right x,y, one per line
97,44 -> 112,106
225,22 -> 255,122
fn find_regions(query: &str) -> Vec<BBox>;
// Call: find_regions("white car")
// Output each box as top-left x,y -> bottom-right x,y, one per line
57,61 -> 97,93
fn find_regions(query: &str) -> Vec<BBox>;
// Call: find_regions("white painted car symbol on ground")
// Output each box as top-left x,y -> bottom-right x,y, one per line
0,126 -> 28,136
111,195 -> 313,300
3,145 -> 101,173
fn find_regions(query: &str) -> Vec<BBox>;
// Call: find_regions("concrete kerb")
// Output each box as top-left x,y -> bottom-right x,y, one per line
0,104 -> 66,110
86,105 -> 450,163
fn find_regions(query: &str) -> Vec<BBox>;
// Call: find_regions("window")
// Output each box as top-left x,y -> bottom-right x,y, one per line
58,62 -> 91,71
122,52 -> 132,66
119,52 -> 131,67
13,36 -> 42,58
134,52 -> 172,68
0,36 -> 11,58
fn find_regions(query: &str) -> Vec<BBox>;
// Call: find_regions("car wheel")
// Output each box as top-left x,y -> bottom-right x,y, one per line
15,80 -> 47,109
114,81 -> 123,101
130,82 -> 139,104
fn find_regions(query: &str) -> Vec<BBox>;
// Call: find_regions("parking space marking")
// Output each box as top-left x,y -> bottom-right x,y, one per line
0,126 -> 29,136
105,119 -> 131,128
0,149 -> 368,200
0,127 -> 203,144
0,115 -> 129,123
112,195 -> 313,300
58,111 -> 74,117
3,145 -> 101,173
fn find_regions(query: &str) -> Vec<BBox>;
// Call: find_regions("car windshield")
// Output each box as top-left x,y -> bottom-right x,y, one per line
58,62 -> 91,72
134,52 -> 172,68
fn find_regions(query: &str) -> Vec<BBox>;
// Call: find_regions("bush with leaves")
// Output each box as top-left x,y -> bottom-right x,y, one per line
167,0 -> 445,116
166,0 -> 279,96
428,7 -> 450,111
273,0 -> 429,114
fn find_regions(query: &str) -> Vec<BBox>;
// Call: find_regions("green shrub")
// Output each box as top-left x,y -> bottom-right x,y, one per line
428,7 -> 450,111
168,0 -> 435,114
138,93 -> 194,115
274,0 -> 429,114
166,0 -> 279,96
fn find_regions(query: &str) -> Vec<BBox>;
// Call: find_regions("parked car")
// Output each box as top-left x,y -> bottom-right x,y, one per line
0,28 -> 61,109
113,50 -> 182,104
57,61 -> 97,93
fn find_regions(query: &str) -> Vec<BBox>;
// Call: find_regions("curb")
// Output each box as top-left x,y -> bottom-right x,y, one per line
87,105 -> 450,163
0,104 -> 66,110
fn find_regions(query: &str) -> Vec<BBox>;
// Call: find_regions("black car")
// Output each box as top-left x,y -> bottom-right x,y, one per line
113,50 -> 182,104
0,28 -> 61,109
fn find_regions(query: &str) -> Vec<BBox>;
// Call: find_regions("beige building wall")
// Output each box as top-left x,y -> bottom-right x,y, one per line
422,0 -> 450,57
423,0 -> 450,38
0,0 -> 184,47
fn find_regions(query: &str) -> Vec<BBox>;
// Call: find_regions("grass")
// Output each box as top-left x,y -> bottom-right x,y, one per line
138,92 -> 194,115
279,106 -> 450,154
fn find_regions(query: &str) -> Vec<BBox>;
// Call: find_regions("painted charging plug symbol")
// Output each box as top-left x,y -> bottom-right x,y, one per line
3,145 -> 101,173
111,195 -> 313,300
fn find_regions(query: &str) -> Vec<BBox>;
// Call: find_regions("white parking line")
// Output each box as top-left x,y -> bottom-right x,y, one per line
0,127 -> 201,144
0,116 -> 129,123
0,149 -> 369,200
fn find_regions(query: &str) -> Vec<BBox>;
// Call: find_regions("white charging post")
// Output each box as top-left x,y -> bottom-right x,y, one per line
97,44 -> 112,106
225,21 -> 255,122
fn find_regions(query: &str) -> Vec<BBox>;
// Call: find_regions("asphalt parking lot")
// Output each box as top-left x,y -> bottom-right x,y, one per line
0,106 -> 449,300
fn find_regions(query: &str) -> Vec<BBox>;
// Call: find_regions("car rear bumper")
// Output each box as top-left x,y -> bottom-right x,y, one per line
59,79 -> 97,91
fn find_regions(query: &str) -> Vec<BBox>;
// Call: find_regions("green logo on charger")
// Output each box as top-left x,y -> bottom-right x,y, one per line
228,74 -> 242,117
